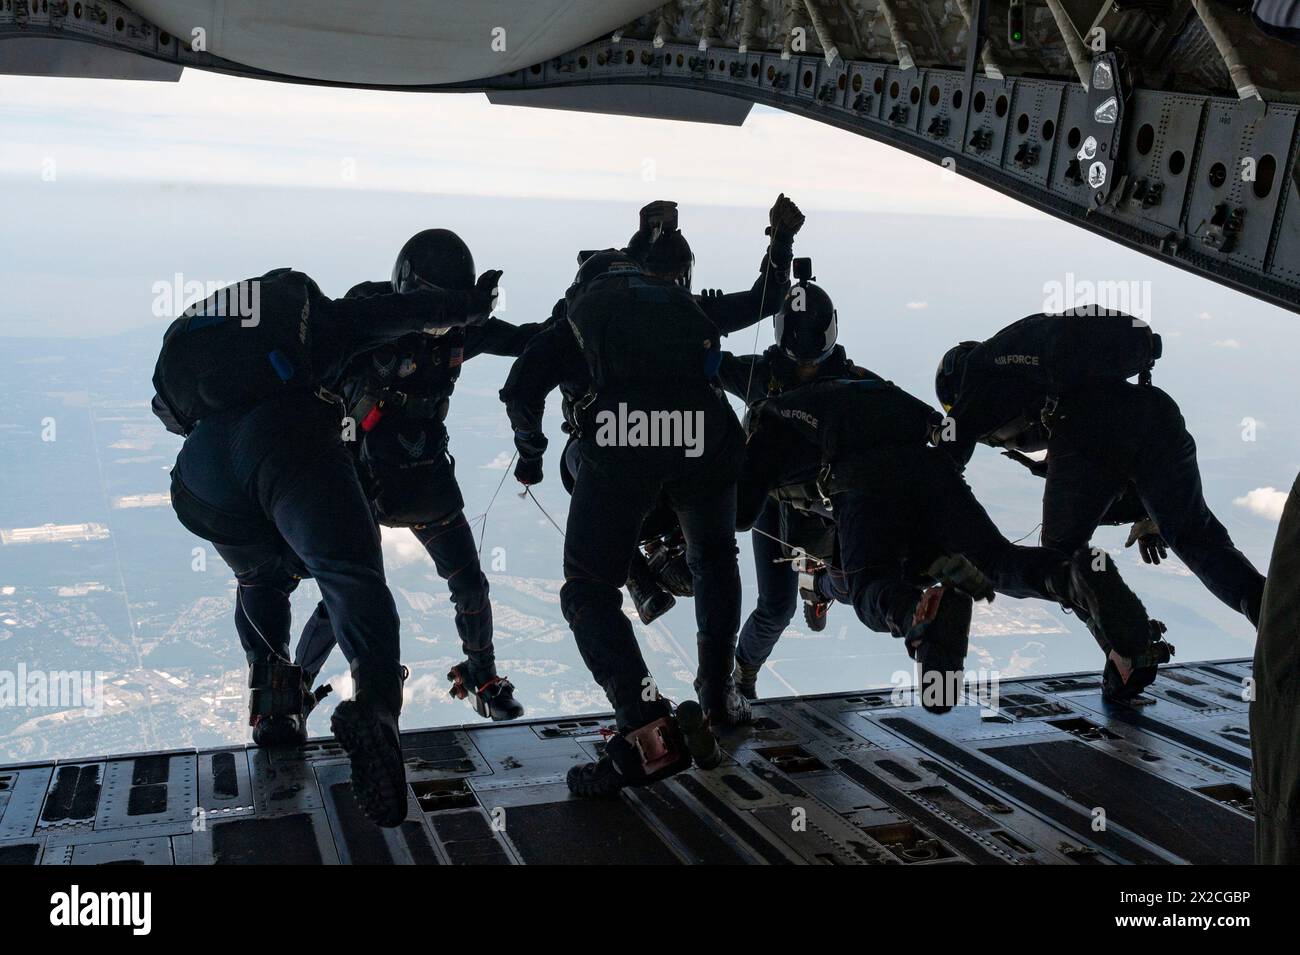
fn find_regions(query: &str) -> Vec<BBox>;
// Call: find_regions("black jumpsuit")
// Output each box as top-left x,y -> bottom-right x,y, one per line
746,379 -> 1068,640
169,272 -> 486,714
944,330 -> 1265,625
715,345 -> 873,668
293,280 -> 544,684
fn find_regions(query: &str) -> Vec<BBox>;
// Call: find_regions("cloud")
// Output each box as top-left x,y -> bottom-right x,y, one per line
1234,487 -> 1288,521
1212,338 -> 1241,349
380,526 -> 427,568
905,301 -> 929,311
403,671 -> 456,708
482,451 -> 514,471
1197,311 -> 1213,321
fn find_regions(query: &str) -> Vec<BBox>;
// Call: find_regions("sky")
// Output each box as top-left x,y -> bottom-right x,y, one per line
1,69 -> 1036,215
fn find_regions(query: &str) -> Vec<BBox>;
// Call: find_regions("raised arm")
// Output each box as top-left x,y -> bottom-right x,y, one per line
697,194 -> 804,336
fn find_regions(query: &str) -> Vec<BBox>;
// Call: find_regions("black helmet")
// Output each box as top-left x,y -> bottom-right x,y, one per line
935,341 -> 979,411
775,282 -> 837,363
392,228 -> 475,293
627,228 -> 694,290
566,248 -> 642,307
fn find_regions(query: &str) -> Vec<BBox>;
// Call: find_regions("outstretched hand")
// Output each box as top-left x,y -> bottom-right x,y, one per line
1125,517 -> 1168,564
467,269 -> 504,324
768,193 -> 805,238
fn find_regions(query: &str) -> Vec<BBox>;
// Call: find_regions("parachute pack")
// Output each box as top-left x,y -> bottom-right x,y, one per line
756,377 -> 940,464
566,274 -> 721,389
359,420 -> 464,528
152,269 -> 322,434
970,309 -> 1162,395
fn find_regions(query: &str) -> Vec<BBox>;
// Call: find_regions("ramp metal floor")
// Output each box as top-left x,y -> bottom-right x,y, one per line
0,660 -> 1256,865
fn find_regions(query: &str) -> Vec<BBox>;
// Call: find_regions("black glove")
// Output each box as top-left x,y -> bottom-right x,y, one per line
466,269 -> 503,325
638,199 -> 678,236
513,430 -> 547,486
698,288 -> 724,303
1125,518 -> 1168,565
513,429 -> 548,459
515,456 -> 543,486
766,193 -> 805,241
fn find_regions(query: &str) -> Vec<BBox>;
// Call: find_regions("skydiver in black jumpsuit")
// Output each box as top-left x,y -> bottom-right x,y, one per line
292,230 -> 543,721
936,310 -> 1261,695
502,249 -> 753,795
714,268 -> 879,698
503,196 -> 804,731
743,375 -> 1164,712
157,254 -> 502,827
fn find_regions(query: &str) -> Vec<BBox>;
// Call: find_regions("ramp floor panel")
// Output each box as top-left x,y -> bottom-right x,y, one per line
0,661 -> 1257,865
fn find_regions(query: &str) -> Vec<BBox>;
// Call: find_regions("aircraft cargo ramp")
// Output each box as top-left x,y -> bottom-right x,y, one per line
0,659 -> 1255,865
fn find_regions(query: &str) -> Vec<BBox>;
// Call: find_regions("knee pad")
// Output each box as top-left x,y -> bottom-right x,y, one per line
560,578 -> 622,625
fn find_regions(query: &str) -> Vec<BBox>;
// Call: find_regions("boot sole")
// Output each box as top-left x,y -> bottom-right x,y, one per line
804,589 -> 831,632
566,762 -> 625,799
929,588 -> 972,662
676,700 -> 723,770
330,701 -> 408,828
912,588 -> 971,663
705,701 -> 755,727
251,726 -> 307,748
468,688 -> 526,722
452,663 -> 527,723
486,702 -> 526,722
915,589 -> 972,714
